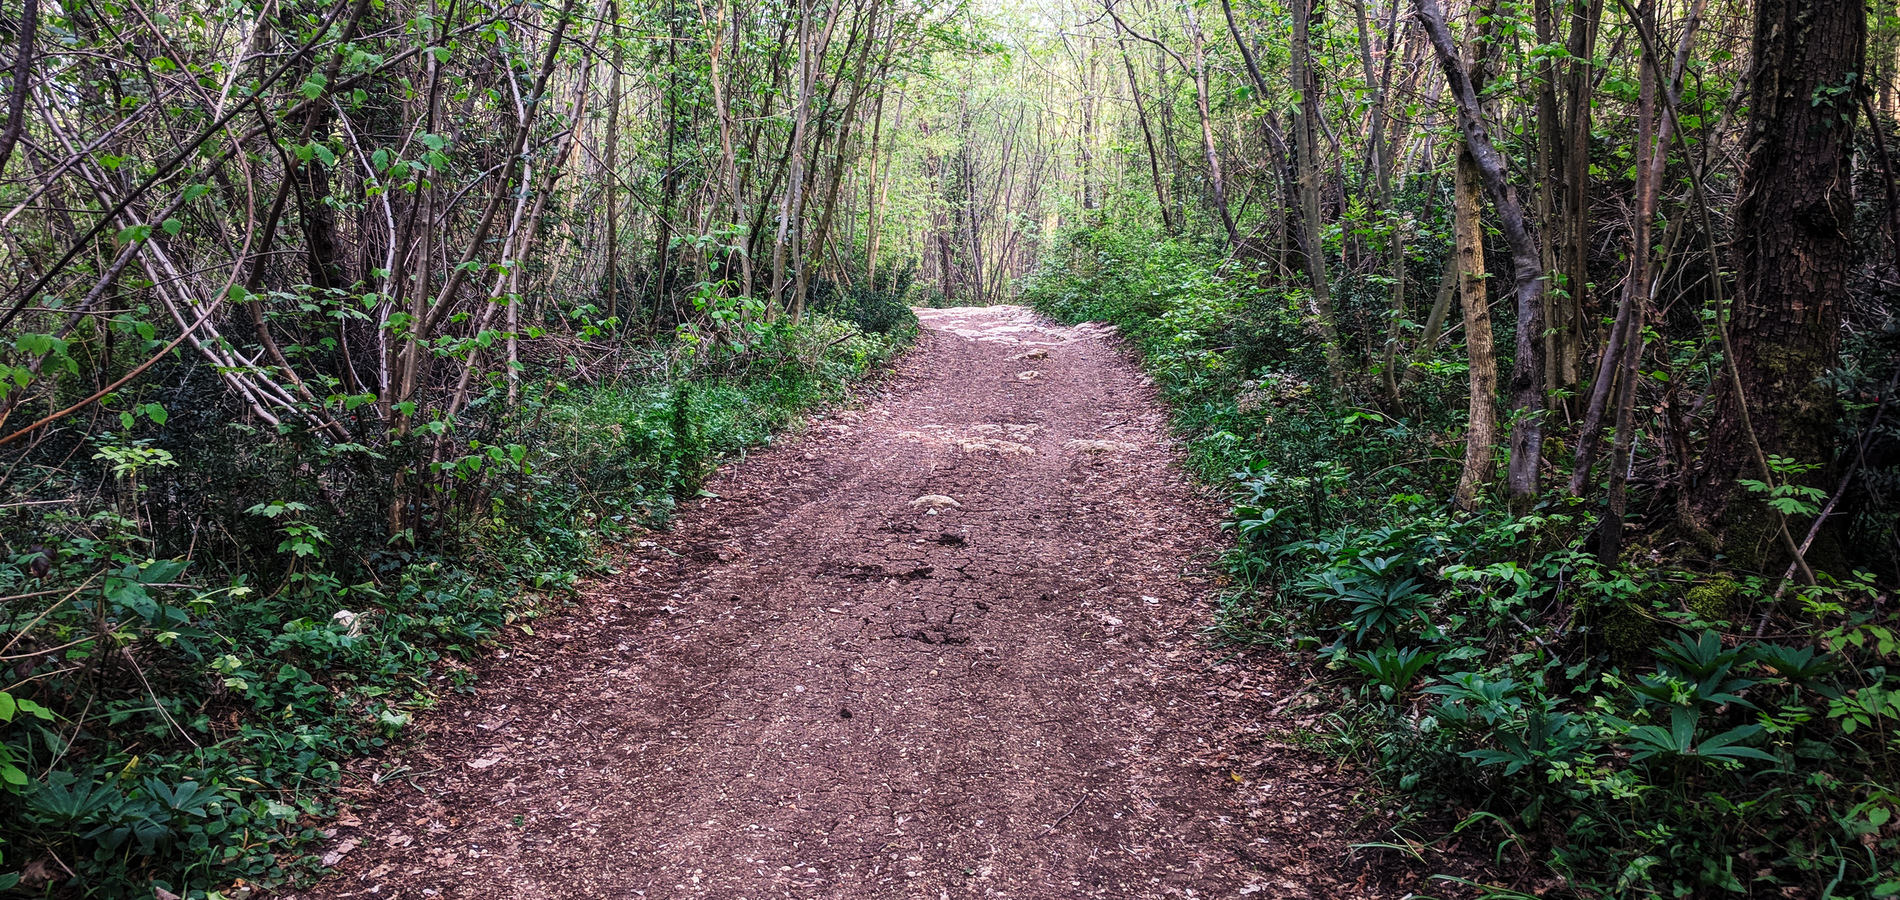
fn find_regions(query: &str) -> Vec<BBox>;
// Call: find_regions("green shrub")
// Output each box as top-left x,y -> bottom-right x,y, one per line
1025,221 -> 1900,900
0,314 -> 908,897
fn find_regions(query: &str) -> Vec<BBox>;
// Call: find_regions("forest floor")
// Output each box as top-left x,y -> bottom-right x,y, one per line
289,306 -> 1470,899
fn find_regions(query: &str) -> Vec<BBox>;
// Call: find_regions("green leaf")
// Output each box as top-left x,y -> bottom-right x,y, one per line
1695,724 -> 1778,762
161,217 -> 183,236
15,698 -> 52,720
15,332 -> 60,355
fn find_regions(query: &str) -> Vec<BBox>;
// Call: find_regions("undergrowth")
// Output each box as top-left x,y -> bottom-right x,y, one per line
1024,222 -> 1900,899
0,310 -> 914,898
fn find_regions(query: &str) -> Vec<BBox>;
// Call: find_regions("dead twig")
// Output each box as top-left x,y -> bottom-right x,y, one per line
1039,792 -> 1089,836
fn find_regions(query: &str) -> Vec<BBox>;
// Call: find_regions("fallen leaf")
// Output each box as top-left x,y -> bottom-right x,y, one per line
322,839 -> 359,867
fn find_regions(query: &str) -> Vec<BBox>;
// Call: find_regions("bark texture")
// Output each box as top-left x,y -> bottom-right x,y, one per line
1694,0 -> 1863,563
1452,151 -> 1500,509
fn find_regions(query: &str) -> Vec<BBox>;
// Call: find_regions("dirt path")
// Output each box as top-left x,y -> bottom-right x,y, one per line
297,306 -> 1430,899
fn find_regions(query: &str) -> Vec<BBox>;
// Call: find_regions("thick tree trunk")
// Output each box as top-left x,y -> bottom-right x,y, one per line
1693,0 -> 1863,567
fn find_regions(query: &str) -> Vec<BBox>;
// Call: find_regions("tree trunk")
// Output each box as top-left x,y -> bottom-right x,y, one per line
772,0 -> 818,313
604,0 -> 624,319
864,91 -> 886,278
1291,0 -> 1346,389
1452,150 -> 1500,509
0,0 -> 37,181
1692,0 -> 1864,566
1119,38 -> 1175,234
1417,0 -> 1547,506
1402,252 -> 1459,386
1354,0 -> 1406,407
867,93 -> 902,283
1182,3 -> 1240,249
1217,0 -> 1297,273
1597,28 -> 1660,563
1556,0 -> 1603,395
651,0 -> 682,312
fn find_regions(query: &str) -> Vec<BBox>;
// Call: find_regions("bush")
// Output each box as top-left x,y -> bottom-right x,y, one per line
0,314 -> 909,897
1025,221 -> 1900,899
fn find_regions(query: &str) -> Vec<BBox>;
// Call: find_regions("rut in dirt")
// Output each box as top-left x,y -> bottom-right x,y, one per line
297,306 -> 1396,899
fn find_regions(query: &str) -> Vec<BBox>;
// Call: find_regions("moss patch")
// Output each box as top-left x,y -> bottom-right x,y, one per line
1685,576 -> 1740,624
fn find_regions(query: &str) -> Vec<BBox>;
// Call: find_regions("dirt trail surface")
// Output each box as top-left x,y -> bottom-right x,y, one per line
296,306 -> 1429,899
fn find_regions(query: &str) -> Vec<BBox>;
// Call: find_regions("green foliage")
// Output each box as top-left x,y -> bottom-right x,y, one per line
808,261 -> 922,336
0,315 -> 907,896
1026,222 -> 1900,900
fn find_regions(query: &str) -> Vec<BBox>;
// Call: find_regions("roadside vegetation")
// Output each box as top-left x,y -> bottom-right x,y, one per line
1028,219 -> 1898,896
6,0 -> 1900,891
0,308 -> 911,896
0,0 -> 931,891
1000,0 -> 1900,890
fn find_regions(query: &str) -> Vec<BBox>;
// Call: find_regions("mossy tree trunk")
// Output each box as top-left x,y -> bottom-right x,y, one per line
1693,0 -> 1864,566
1452,150 -> 1500,509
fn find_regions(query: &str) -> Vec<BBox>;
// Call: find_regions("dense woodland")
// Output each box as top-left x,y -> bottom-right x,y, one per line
0,0 -> 1898,892
1017,0 -> 1900,894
